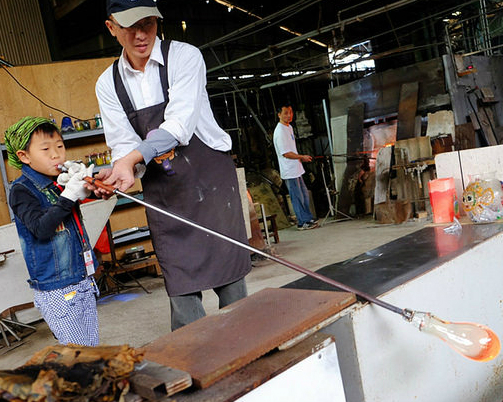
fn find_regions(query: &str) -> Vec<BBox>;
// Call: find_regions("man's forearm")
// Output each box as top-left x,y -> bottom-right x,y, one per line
123,149 -> 145,166
282,151 -> 312,163
283,152 -> 302,160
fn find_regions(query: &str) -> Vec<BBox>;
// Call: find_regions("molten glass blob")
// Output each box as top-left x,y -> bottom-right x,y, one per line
409,311 -> 501,362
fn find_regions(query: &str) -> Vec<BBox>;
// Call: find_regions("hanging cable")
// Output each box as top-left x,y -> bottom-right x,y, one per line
0,64 -> 91,121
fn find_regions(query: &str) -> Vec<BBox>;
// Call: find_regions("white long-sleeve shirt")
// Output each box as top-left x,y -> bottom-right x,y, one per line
95,37 -> 231,163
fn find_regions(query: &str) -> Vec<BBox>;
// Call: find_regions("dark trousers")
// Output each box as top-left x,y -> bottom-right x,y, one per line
169,278 -> 247,331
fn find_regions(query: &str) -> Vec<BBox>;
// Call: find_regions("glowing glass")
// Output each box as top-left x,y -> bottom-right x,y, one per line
409,311 -> 501,362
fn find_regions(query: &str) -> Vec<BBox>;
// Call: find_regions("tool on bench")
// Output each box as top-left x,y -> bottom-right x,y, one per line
84,176 -> 501,362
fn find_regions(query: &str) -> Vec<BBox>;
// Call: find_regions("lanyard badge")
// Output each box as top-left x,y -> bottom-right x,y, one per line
83,244 -> 95,276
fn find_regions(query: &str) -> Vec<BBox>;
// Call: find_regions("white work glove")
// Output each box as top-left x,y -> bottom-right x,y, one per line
60,164 -> 94,202
57,161 -> 89,186
134,163 -> 146,179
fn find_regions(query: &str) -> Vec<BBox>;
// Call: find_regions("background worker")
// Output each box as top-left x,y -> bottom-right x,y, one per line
94,0 -> 251,330
273,104 -> 318,230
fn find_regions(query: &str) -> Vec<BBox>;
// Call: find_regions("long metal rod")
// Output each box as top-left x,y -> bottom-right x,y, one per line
85,177 -> 403,316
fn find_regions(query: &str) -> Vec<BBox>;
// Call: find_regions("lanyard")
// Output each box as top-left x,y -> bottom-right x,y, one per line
53,182 -> 87,247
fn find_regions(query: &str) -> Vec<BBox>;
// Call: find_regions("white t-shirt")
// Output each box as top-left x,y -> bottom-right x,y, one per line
273,122 -> 305,180
95,37 -> 231,162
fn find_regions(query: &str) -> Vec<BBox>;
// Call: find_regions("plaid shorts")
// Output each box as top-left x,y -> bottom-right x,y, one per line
33,277 -> 99,346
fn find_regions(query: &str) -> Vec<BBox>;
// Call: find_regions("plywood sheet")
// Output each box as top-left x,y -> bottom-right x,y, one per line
455,123 -> 476,150
0,57 -> 115,224
0,57 -> 115,135
144,288 -> 355,389
426,110 -> 455,140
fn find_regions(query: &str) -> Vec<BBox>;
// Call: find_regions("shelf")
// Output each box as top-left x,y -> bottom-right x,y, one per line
116,193 -> 144,206
114,230 -> 151,246
0,128 -> 105,151
392,159 -> 435,169
61,128 -> 105,141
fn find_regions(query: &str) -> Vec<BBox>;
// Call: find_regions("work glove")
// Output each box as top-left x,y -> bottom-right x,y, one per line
60,164 -> 94,202
57,161 -> 89,186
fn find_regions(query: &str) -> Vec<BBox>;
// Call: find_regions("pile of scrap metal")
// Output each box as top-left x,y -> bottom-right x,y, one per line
0,344 -> 144,401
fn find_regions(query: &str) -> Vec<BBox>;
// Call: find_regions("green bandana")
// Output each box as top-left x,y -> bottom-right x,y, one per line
4,117 -> 60,169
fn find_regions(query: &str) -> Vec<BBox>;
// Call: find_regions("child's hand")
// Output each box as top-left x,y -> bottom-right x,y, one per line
60,169 -> 92,202
57,161 -> 89,186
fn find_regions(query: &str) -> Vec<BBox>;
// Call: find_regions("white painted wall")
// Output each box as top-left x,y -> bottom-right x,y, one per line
331,229 -> 503,401
0,224 -> 34,316
237,338 -> 346,402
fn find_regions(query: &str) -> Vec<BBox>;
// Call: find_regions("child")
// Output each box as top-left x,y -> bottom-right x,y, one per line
5,116 -> 99,346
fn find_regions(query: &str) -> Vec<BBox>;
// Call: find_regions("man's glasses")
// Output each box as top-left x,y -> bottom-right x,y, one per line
109,17 -> 157,33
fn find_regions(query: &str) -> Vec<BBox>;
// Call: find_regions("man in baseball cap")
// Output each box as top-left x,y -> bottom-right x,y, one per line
106,0 -> 162,27
96,0 -> 252,331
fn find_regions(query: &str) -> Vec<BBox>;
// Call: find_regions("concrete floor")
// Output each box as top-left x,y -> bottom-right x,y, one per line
0,216 -> 427,369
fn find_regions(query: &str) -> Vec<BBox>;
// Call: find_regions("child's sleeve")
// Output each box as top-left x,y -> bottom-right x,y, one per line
9,184 -> 75,240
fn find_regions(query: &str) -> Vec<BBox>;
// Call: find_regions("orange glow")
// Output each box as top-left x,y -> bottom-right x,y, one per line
411,312 -> 501,362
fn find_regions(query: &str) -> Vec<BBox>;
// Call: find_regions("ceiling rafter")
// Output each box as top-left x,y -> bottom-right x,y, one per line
206,0 -> 420,73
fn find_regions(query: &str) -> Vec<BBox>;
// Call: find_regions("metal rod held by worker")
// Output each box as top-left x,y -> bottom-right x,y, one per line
84,176 -> 403,316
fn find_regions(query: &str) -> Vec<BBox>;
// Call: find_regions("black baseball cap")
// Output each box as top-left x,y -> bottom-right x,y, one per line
107,0 -> 163,27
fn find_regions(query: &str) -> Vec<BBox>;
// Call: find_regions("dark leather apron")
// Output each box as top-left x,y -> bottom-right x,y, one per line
113,41 -> 251,296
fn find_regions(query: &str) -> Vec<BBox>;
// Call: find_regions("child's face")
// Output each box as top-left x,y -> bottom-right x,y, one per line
16,131 -> 66,177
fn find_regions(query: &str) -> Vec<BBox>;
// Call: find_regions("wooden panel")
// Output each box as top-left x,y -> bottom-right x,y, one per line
374,146 -> 392,205
0,57 -> 116,224
339,103 -> 364,214
144,288 -> 356,389
455,123 -> 476,150
477,105 -> 498,146
0,57 -> 115,136
396,82 -> 419,140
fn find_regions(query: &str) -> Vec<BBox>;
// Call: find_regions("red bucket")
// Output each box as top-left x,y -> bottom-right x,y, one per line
428,178 -> 459,223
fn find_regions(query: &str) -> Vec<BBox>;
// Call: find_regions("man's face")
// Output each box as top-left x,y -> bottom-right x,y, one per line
278,106 -> 293,125
17,131 -> 66,177
105,16 -> 158,71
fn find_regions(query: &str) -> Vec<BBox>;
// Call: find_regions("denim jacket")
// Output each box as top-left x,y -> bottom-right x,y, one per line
11,165 -> 97,291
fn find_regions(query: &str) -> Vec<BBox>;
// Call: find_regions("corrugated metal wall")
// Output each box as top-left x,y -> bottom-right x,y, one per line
0,0 -> 51,66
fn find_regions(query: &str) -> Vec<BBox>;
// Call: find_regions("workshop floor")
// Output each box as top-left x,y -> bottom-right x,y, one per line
0,216 -> 427,369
